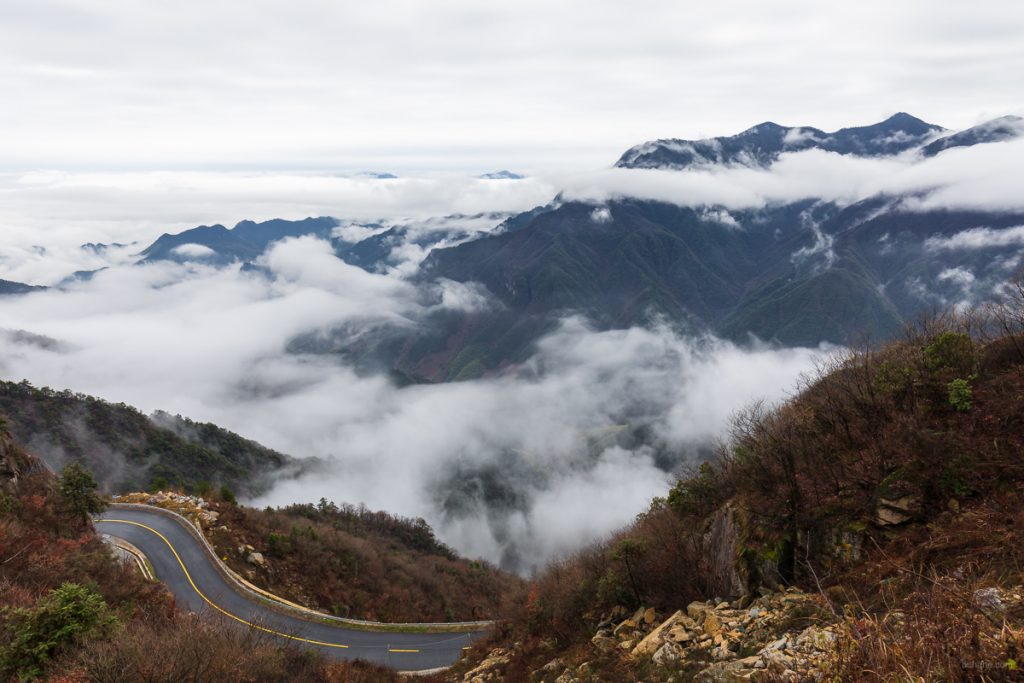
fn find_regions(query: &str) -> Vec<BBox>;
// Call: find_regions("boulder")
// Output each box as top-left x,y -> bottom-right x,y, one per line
643,606 -> 657,624
613,618 -> 637,636
652,641 -> 681,665
538,657 -> 564,674
703,612 -> 723,637
688,601 -> 711,622
668,624 -> 692,643
694,657 -> 759,682
590,635 -> 616,653
246,551 -> 266,567
462,648 -> 510,683
875,495 -> 920,526
632,610 -> 685,657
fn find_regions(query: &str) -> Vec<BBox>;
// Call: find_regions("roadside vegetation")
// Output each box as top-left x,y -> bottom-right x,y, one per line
0,423 -> 400,682
121,487 -> 526,624
450,283 -> 1024,681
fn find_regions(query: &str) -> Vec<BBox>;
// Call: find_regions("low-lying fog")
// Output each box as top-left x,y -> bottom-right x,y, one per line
0,169 -> 840,574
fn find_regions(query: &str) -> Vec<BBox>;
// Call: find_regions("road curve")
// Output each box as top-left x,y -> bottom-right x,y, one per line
95,507 -> 489,671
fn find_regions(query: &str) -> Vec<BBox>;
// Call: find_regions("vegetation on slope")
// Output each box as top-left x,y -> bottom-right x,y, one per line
452,285 -> 1024,681
130,491 -> 527,623
0,423 -> 398,682
0,380 -> 299,496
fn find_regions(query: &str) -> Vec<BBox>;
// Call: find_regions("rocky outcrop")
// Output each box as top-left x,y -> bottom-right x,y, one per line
461,647 -> 511,682
705,505 -> 747,598
113,490 -> 222,528
564,589 -> 838,682
0,424 -> 44,494
875,495 -> 921,526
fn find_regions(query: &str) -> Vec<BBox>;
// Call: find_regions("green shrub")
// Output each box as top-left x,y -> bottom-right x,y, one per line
874,360 -> 917,396
947,376 -> 974,412
266,532 -> 290,558
667,462 -> 721,517
58,463 -> 105,523
0,582 -> 116,680
923,332 -> 974,373
147,475 -> 169,492
218,484 -> 237,505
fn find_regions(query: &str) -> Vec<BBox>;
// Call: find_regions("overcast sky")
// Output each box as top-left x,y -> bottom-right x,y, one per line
2,0 -> 1022,173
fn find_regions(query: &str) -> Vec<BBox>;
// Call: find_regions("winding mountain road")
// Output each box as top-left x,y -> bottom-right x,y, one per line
95,507 -> 489,671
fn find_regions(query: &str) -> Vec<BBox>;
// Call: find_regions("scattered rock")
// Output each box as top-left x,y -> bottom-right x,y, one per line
668,625 -> 692,643
688,601 -> 710,622
703,612 -> 723,637
973,587 -> 1006,615
652,641 -> 681,665
539,657 -> 564,674
462,648 -> 510,683
876,495 -> 920,526
246,551 -> 265,567
632,610 -> 684,657
614,618 -> 636,634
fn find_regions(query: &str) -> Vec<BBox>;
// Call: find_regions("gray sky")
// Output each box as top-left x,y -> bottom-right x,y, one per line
2,0 -> 1022,172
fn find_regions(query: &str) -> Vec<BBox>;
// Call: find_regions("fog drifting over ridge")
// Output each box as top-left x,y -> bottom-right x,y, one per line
3,133 -> 1024,569
0,232 -> 827,572
3,135 -> 1024,286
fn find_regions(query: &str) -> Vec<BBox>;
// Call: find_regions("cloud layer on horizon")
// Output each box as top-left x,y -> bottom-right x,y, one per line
4,134 -> 1024,287
559,138 -> 1024,214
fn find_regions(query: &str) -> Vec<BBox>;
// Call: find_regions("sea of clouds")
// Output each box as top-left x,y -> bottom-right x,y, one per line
0,231 -> 826,573
2,137 -> 1022,572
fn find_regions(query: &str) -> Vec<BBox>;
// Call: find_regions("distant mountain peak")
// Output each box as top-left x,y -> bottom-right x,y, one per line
355,171 -> 399,179
616,113 -> 945,170
479,170 -> 525,180
921,114 -> 1024,157
882,111 -> 927,125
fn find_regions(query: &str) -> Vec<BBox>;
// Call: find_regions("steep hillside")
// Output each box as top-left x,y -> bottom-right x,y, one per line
0,424 -> 394,682
447,295 -> 1024,681
398,115 -> 1024,379
118,489 -> 526,623
418,194 -> 1024,377
0,380 -> 302,496
921,115 -> 1024,157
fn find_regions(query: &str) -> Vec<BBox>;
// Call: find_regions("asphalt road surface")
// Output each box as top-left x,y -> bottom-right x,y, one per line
95,507 -> 488,671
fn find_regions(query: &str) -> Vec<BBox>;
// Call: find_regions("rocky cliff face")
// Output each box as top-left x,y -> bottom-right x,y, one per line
0,420 -> 45,494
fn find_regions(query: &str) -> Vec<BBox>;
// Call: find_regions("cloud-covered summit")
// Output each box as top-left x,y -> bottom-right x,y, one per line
616,113 -> 945,170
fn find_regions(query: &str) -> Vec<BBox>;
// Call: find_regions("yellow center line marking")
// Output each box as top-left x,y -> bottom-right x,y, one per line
97,518 -> 350,650
389,648 -> 420,653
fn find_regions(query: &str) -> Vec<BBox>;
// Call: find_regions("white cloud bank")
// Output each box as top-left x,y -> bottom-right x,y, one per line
559,138 -> 1024,214
0,237 -> 826,572
926,224 -> 1024,251
0,171 -> 556,285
